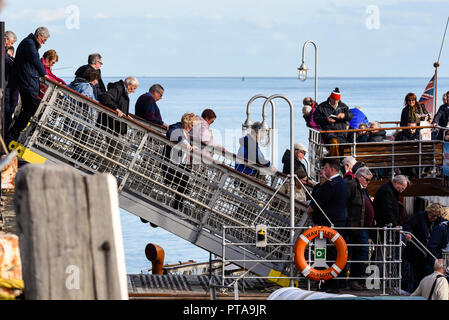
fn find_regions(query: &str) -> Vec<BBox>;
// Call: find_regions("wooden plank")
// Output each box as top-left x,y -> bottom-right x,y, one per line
14,164 -> 128,300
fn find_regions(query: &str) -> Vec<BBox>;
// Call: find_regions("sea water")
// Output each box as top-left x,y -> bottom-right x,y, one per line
64,76 -> 449,273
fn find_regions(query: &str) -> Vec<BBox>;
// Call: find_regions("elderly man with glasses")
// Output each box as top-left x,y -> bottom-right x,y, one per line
344,167 -> 375,290
135,83 -> 168,129
75,53 -> 106,96
373,174 -> 410,228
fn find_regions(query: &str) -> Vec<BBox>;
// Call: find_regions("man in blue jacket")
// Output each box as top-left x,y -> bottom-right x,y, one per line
7,27 -> 50,144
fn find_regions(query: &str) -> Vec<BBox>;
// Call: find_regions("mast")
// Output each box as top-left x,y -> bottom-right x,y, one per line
435,17 -> 449,115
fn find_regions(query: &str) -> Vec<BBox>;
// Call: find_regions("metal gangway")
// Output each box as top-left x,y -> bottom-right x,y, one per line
11,78 -> 309,278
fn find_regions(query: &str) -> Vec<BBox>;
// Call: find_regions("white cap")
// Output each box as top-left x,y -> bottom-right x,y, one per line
294,143 -> 307,153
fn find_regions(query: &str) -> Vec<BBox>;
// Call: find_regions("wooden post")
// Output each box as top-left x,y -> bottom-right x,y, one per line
14,165 -> 128,300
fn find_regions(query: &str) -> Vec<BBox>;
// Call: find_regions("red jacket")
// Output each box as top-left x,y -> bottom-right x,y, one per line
39,58 -> 66,98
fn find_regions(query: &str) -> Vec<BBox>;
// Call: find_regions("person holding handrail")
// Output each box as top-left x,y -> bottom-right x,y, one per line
403,203 -> 445,292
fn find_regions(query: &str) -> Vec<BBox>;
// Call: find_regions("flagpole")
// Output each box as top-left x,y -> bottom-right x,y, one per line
433,16 -> 448,115
434,62 -> 439,115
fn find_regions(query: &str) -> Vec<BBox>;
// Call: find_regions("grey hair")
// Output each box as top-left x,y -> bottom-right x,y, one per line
369,121 -> 381,128
4,30 -> 17,41
34,26 -> 50,38
149,84 -> 164,94
392,174 -> 410,185
124,76 -> 139,87
355,167 -> 373,178
434,259 -> 445,271
88,53 -> 102,65
342,156 -> 357,167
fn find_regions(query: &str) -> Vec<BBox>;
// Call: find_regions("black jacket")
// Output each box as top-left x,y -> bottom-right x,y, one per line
310,175 -> 348,227
345,178 -> 367,227
373,181 -> 401,227
98,80 -> 129,135
367,130 -> 387,142
403,211 -> 444,261
400,104 -> 429,127
432,103 -> 449,127
427,221 -> 449,260
313,99 -> 353,141
395,129 -> 420,141
281,149 -> 307,176
75,64 -> 106,96
11,33 -> 47,96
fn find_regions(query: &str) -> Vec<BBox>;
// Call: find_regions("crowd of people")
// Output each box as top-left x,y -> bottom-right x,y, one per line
302,87 -> 449,157
3,27 -> 449,299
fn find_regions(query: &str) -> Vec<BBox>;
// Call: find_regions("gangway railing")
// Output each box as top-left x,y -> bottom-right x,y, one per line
12,78 -> 309,277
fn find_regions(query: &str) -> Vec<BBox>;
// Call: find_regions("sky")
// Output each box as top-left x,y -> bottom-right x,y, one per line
1,0 -> 449,77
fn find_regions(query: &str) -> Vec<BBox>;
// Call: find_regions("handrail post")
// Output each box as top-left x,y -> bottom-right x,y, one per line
261,94 -> 295,286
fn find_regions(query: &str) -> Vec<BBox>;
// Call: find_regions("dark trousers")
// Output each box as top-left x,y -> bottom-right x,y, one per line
164,166 -> 190,210
8,90 -> 41,140
346,230 -> 370,278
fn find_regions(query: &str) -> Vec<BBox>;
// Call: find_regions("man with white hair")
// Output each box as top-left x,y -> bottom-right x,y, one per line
373,175 -> 410,227
411,259 -> 448,300
97,76 -> 139,172
7,27 -> 50,144
98,76 -> 139,134
342,156 -> 357,181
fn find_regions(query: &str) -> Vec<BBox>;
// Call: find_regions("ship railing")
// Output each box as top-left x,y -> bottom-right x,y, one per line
17,78 -> 309,276
218,225 -> 403,297
308,126 -> 444,181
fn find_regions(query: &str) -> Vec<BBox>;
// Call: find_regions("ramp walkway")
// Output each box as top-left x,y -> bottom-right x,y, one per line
12,78 -> 309,277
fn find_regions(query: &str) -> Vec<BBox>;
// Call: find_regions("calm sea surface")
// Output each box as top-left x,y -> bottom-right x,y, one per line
63,76 -> 449,273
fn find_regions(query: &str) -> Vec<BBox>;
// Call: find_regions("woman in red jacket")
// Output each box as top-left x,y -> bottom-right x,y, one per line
39,49 -> 66,98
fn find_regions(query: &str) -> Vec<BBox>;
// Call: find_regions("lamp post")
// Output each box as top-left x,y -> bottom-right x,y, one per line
243,95 -> 276,166
298,40 -> 318,103
261,94 -> 295,287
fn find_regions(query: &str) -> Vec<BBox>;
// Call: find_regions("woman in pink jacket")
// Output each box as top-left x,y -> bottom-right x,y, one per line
39,49 -> 66,98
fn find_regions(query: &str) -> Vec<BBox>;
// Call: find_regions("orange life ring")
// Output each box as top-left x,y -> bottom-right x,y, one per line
293,226 -> 348,281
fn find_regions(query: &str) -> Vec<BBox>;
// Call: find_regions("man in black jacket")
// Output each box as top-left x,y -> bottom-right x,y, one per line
373,175 -> 410,227
432,90 -> 449,140
75,53 -> 106,97
345,167 -> 374,290
7,27 -> 50,144
313,88 -> 353,158
97,76 -> 139,172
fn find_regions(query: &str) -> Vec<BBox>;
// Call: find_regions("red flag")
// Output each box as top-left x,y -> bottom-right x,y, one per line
418,75 -> 435,114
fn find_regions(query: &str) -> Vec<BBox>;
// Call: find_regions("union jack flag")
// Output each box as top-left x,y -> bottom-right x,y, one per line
418,75 -> 435,114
